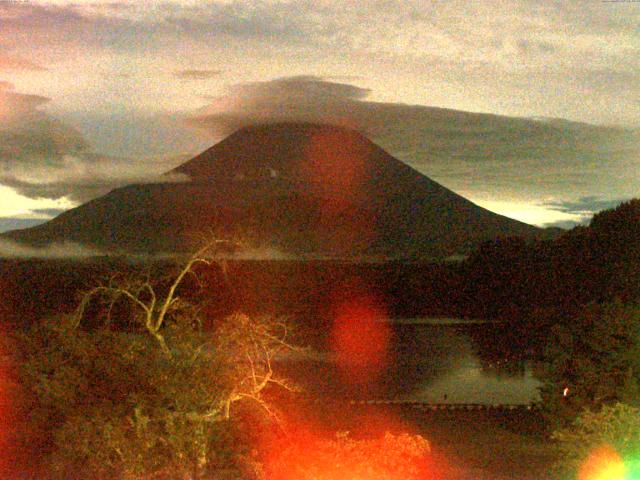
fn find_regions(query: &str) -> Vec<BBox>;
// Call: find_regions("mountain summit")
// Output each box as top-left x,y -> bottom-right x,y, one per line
3,123 -> 546,258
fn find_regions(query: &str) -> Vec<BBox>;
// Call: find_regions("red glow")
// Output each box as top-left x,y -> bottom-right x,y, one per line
250,399 -> 453,480
262,427 -> 434,480
302,127 -> 370,204
578,445 -> 627,480
250,364 -> 449,479
0,331 -> 16,477
330,294 -> 391,383
301,127 -> 376,253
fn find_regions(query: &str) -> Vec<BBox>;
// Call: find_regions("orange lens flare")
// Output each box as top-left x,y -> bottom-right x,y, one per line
579,445 -> 627,480
0,330 -> 16,477
252,400 -> 451,480
302,128 -> 369,204
301,127 -> 376,253
330,295 -> 391,383
262,427 -> 433,480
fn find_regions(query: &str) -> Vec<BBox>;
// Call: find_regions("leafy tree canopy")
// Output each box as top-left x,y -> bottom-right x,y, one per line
14,241 -> 298,480
540,300 -> 640,427
552,403 -> 640,479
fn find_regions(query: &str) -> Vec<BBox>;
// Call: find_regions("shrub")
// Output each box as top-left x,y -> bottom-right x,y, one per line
14,240 -> 298,479
264,431 -> 431,480
540,300 -> 640,427
552,403 -> 640,479
16,314 -> 270,479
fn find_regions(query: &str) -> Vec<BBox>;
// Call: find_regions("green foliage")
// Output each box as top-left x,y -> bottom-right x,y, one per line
18,313 -> 295,479
552,403 -> 640,479
540,300 -> 640,427
17,315 -> 233,478
15,244 -> 297,480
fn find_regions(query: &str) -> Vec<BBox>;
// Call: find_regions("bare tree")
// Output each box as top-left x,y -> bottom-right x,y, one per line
21,238 -> 303,479
74,239 -> 229,355
215,312 -> 299,420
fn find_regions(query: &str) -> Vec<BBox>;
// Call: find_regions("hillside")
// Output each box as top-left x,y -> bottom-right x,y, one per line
2,123 -> 549,258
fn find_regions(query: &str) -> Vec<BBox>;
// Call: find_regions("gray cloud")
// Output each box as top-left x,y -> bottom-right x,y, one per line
4,1 -> 637,65
516,39 -> 556,55
189,76 -> 371,137
532,197 -> 633,229
0,238 -> 104,259
0,154 -> 191,202
59,111 -> 213,158
1,1 -> 638,125
0,88 -> 193,202
0,1 -> 310,53
165,4 -> 308,43
542,197 -> 631,217
540,219 -> 582,231
0,218 -> 47,234
0,87 -> 89,199
0,52 -> 46,71
0,1 -> 168,56
31,207 -> 68,217
0,88 -> 50,119
174,69 -> 222,80
190,76 -> 640,205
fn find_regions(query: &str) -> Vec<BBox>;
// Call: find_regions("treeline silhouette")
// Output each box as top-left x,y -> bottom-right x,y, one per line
460,198 -> 640,355
466,199 -> 640,315
1,199 -> 637,353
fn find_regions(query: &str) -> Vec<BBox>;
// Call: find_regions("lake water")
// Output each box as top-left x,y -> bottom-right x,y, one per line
283,319 -> 542,404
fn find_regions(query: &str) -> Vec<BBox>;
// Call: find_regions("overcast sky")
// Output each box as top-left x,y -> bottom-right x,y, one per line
0,0 -> 639,231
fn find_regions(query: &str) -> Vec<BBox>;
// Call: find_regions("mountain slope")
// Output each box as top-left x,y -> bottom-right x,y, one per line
2,123 -> 548,258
